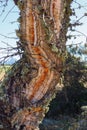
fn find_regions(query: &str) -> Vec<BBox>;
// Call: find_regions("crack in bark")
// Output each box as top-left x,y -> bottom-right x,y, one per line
6,0 -> 69,129
19,0 -> 62,105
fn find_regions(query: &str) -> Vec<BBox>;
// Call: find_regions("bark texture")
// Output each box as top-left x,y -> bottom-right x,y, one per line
0,0 -> 72,129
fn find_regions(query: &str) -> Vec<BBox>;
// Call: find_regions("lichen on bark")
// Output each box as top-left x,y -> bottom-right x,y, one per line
0,0 -> 72,129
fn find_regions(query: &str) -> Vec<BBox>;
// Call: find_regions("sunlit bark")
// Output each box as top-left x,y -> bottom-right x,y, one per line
0,0 -> 72,129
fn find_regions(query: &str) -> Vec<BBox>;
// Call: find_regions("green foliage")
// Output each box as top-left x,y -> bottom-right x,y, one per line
66,42 -> 87,63
46,54 -> 87,118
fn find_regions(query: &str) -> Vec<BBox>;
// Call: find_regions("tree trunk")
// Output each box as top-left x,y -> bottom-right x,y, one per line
0,0 -> 72,129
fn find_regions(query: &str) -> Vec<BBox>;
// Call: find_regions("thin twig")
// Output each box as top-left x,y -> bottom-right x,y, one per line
2,5 -> 15,22
0,33 -> 18,39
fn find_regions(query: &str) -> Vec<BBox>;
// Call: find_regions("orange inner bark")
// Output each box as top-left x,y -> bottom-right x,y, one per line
21,0 -> 62,102
29,47 -> 49,100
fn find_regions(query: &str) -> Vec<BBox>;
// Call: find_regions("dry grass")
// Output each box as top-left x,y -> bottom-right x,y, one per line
0,65 -> 11,81
0,71 -> 5,81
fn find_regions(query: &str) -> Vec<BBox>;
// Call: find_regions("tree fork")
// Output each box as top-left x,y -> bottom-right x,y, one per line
0,0 -> 72,129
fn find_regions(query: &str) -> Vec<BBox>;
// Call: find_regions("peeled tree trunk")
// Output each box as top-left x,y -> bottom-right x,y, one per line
0,0 -> 72,130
